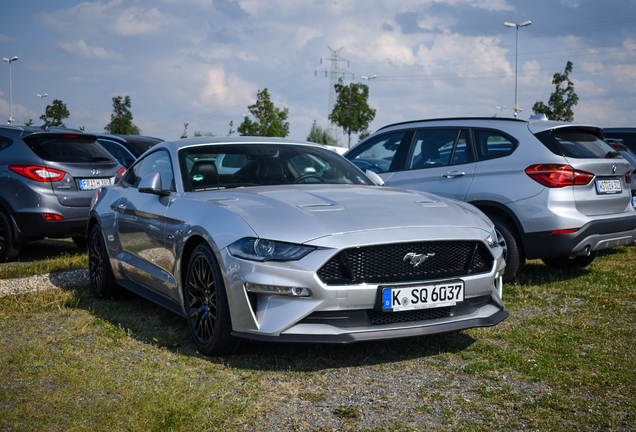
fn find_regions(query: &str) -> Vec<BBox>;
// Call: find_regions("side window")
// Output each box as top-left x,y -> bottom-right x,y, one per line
0,136 -> 13,151
347,132 -> 405,173
124,150 -> 174,191
408,129 -> 464,169
451,131 -> 473,165
98,140 -> 135,167
473,129 -> 517,160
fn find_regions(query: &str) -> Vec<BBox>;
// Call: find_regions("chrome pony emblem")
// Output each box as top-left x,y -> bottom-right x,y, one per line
403,252 -> 435,267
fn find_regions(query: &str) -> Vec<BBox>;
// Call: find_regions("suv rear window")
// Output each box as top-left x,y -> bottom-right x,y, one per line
535,129 -> 616,159
23,133 -> 115,163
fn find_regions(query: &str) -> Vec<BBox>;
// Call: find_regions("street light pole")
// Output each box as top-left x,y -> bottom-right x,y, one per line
361,75 -> 377,87
504,21 -> 531,118
2,56 -> 19,124
495,105 -> 507,117
37,94 -> 47,124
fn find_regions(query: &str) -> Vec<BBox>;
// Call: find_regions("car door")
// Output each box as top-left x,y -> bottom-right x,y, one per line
386,128 -> 476,200
116,149 -> 177,298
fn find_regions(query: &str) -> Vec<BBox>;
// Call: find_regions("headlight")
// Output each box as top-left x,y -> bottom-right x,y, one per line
484,229 -> 498,248
228,238 -> 315,261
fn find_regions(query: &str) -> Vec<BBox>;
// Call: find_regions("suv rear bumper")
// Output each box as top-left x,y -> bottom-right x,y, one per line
522,215 -> 636,259
14,212 -> 88,241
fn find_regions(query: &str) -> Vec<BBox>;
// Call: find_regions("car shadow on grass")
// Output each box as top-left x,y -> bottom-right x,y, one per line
510,247 -> 630,287
70,284 -> 477,372
6,238 -> 83,264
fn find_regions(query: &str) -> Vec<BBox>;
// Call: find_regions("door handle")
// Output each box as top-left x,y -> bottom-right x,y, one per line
118,203 -> 126,211
442,171 -> 466,178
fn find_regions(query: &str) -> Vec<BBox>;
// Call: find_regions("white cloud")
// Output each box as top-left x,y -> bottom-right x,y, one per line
58,40 -> 124,60
111,7 -> 172,35
0,33 -> 15,42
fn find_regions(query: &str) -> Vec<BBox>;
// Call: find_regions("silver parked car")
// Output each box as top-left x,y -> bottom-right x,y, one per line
88,137 -> 507,356
345,116 -> 636,282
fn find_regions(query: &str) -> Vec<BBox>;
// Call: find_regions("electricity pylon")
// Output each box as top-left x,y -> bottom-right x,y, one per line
316,46 -> 353,142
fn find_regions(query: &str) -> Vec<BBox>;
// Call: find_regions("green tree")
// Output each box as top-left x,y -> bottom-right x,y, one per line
40,99 -> 70,127
329,80 -> 376,148
532,61 -> 579,122
306,120 -> 338,146
237,88 -> 289,137
181,123 -> 189,139
358,129 -> 371,142
104,95 -> 141,135
193,131 -> 215,137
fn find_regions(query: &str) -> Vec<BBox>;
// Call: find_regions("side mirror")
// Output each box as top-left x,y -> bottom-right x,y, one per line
138,172 -> 170,196
366,169 -> 385,186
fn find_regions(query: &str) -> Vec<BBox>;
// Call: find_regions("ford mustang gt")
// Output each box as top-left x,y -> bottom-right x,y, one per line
87,137 -> 508,356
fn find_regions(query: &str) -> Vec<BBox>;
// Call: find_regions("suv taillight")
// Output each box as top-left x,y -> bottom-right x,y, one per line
117,167 -> 126,178
525,164 -> 594,188
627,170 -> 632,184
9,165 -> 66,182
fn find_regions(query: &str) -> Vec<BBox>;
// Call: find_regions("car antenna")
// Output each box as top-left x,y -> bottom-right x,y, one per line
40,123 -> 51,132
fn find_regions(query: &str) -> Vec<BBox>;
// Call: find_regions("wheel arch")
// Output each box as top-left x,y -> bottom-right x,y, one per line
469,201 -> 524,235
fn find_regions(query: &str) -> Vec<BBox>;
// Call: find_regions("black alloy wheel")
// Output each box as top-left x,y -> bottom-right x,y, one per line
88,224 -> 117,298
185,244 -> 245,356
0,211 -> 21,262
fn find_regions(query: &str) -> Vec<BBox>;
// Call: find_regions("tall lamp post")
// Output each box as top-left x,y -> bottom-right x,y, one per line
361,75 -> 377,87
37,94 -> 47,124
2,56 -> 18,124
504,21 -> 531,118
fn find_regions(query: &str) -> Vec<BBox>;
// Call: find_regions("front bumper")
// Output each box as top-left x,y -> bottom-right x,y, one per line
218,228 -> 506,342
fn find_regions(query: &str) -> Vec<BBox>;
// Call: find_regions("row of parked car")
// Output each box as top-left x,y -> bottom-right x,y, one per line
1,118 -> 635,355
0,125 -> 162,260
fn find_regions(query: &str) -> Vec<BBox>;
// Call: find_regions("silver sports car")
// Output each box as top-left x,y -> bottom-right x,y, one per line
88,137 -> 508,356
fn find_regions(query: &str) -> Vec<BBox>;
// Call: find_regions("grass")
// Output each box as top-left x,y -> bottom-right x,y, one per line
0,238 -> 87,279
0,246 -> 635,430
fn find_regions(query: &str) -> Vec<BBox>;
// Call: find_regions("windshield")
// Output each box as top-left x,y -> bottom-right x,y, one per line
24,133 -> 116,163
179,143 -> 372,192
535,128 -> 618,159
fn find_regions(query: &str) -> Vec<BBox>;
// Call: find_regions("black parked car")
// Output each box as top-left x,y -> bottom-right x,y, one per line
0,124 -> 124,260
603,128 -> 636,154
95,134 -> 163,168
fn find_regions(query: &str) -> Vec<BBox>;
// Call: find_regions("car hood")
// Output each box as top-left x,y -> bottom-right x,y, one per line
191,185 -> 492,244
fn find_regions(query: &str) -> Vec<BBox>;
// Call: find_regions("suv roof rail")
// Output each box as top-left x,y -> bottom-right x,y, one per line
377,116 -> 529,132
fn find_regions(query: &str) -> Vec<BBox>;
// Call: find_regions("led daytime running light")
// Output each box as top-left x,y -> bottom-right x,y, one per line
245,283 -> 311,297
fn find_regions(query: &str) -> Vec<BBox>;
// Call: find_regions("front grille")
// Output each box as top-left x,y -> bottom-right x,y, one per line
317,241 -> 493,285
367,307 -> 453,325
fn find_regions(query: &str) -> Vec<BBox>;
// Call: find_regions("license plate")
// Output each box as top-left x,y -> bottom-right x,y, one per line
382,281 -> 464,312
79,178 -> 111,190
596,179 -> 621,194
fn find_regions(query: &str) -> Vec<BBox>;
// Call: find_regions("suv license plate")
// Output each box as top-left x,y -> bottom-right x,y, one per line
382,281 -> 464,312
596,179 -> 621,194
79,178 -> 111,190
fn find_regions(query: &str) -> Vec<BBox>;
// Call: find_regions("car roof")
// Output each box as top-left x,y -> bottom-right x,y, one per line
374,116 -> 602,135
0,124 -> 85,135
161,136 -> 326,152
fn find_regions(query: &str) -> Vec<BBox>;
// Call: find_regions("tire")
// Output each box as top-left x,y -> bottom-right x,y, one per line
542,251 -> 597,268
0,211 -> 21,262
88,224 -> 119,298
185,243 -> 245,356
489,214 -> 525,284
72,235 -> 87,251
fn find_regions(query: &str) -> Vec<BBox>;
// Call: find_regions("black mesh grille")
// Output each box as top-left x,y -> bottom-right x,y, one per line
367,307 -> 453,325
317,241 -> 493,285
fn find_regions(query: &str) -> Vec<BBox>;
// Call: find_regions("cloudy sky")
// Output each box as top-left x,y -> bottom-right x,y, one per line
1,0 -> 635,146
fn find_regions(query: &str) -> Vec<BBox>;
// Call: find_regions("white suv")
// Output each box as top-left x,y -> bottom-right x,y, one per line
345,116 -> 636,282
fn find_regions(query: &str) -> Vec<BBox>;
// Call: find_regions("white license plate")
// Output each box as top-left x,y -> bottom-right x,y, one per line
382,281 -> 464,312
79,178 -> 111,190
596,179 -> 621,194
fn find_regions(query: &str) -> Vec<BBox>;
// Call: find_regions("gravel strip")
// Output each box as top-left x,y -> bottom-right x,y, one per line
0,268 -> 90,297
